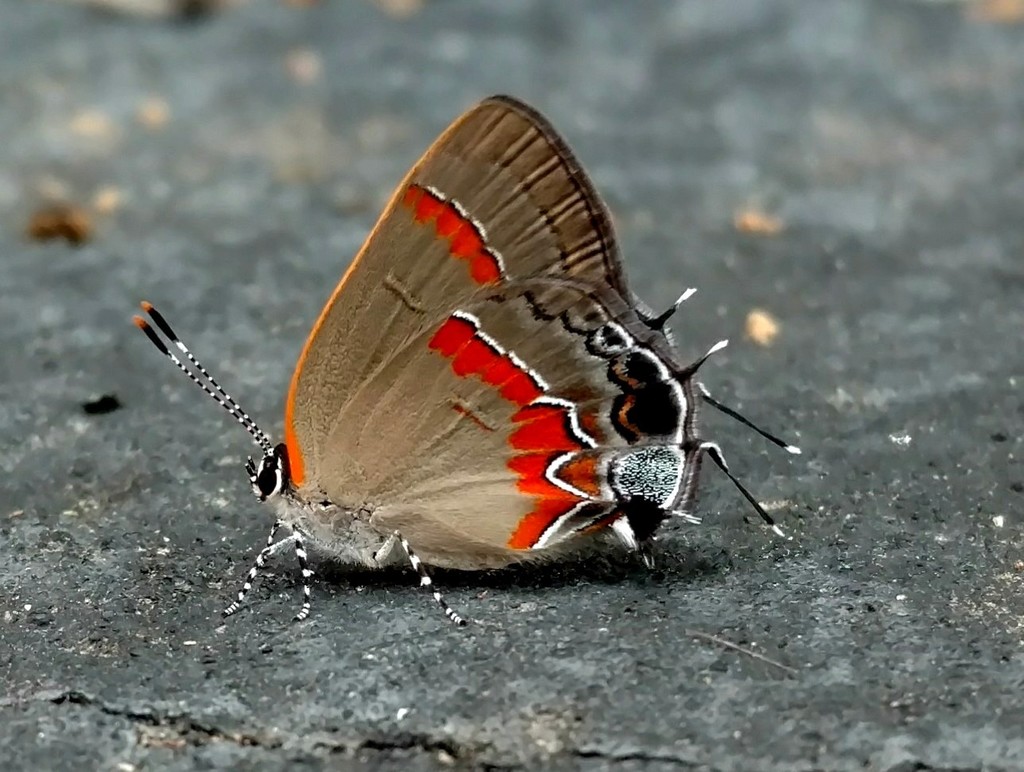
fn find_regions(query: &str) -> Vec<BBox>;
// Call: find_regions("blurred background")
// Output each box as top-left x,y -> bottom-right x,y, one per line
2,1 -> 1023,769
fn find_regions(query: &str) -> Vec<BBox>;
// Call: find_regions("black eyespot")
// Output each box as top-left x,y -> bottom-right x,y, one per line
587,324 -> 629,357
601,325 -> 626,349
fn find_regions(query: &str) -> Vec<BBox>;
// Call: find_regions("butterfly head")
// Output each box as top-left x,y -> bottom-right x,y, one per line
247,443 -> 290,502
133,302 -> 293,504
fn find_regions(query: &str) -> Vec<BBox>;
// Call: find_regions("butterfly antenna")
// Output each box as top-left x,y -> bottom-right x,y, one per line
133,302 -> 274,453
698,384 -> 801,455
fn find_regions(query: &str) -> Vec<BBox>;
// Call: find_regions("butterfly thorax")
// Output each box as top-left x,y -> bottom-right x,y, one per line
250,443 -> 387,567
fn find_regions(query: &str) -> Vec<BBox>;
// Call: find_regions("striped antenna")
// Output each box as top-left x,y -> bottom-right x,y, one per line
133,302 -> 274,453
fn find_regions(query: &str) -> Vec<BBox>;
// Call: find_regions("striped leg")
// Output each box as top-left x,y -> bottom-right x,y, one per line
222,522 -> 313,620
394,531 -> 467,627
292,532 -> 313,622
224,520 -> 287,617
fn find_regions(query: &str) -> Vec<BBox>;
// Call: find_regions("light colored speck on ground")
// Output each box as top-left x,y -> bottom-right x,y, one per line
745,309 -> 780,346
93,186 -> 122,214
136,97 -> 170,130
734,208 -> 784,235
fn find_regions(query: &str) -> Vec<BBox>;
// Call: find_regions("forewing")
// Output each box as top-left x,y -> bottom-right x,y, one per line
410,95 -> 628,291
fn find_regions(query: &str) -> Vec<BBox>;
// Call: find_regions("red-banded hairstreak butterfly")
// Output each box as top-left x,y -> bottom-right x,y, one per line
134,95 -> 800,626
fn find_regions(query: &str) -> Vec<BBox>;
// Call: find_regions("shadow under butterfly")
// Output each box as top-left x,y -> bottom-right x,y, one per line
134,95 -> 800,627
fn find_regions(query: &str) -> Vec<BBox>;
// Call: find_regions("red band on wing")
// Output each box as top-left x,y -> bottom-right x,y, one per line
452,337 -> 498,378
429,313 -> 602,551
499,373 -> 544,407
429,315 -> 544,409
427,315 -> 476,357
403,184 -> 502,285
446,338 -> 542,407
507,453 -> 548,481
507,496 -> 581,550
479,355 -> 520,389
507,402 -> 599,549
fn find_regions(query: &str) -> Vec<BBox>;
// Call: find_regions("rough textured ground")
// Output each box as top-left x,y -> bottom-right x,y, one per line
2,0 -> 1023,769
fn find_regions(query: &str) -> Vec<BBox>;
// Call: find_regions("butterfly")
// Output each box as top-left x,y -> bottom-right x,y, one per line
135,95 -> 799,625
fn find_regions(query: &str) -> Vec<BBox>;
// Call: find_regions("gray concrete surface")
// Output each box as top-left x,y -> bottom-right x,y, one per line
2,0 -> 1023,769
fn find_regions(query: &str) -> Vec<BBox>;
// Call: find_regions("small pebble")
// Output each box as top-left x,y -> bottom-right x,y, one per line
734,208 -> 784,235
745,309 -> 780,346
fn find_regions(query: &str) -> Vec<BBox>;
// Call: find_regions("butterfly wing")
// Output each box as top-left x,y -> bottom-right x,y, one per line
285,96 -> 639,491
314,278 -> 692,568
408,95 -> 628,292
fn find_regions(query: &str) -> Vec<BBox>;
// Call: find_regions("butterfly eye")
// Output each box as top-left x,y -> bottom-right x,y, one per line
255,456 -> 283,500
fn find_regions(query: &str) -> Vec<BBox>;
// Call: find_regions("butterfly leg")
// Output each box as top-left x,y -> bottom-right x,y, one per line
393,531 -> 467,627
292,532 -> 314,622
223,522 -> 313,620
224,520 -> 291,616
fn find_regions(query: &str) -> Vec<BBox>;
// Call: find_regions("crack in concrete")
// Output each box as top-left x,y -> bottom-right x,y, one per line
49,690 -> 279,749
310,729 -> 521,768
36,689 -> 507,764
572,747 -> 700,768
318,733 -> 463,757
